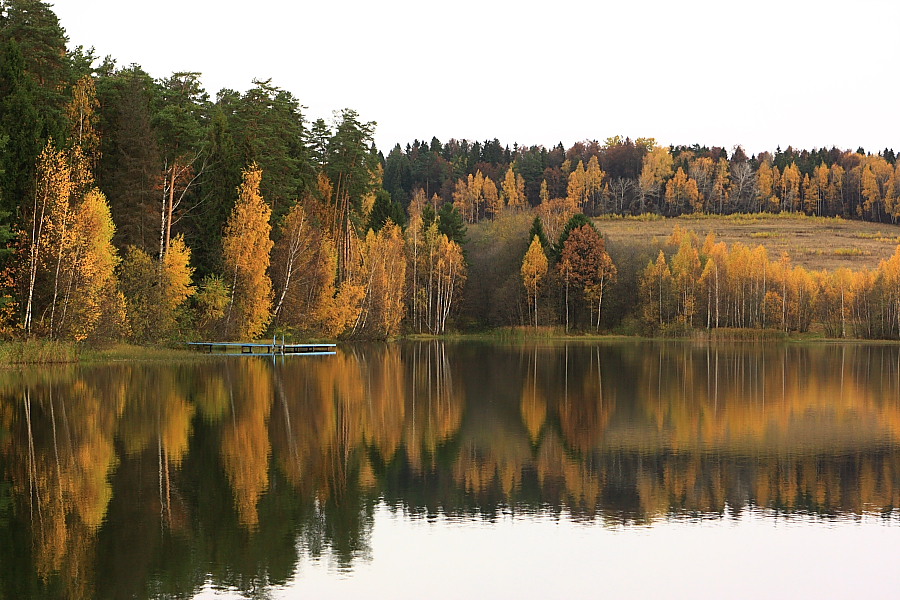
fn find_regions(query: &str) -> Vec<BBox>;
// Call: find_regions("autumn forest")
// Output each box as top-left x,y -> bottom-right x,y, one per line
3,1 -> 900,344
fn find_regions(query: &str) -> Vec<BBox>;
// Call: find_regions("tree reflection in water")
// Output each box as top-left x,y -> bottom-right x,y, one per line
1,341 -> 899,598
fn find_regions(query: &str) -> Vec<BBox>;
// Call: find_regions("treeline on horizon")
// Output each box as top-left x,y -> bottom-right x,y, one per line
2,0 -> 900,344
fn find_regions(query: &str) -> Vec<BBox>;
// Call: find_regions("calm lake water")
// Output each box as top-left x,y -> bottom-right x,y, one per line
2,341 -> 900,599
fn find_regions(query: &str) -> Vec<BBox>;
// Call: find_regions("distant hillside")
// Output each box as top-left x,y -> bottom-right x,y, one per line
597,213 -> 900,271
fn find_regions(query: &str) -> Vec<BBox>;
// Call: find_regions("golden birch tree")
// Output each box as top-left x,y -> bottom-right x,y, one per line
670,238 -> 701,326
222,164 -> 273,340
827,163 -> 845,214
59,189 -> 125,342
640,251 -> 674,327
24,142 -> 72,334
355,221 -> 407,338
711,157 -> 731,213
539,179 -> 550,204
757,162 -> 780,210
501,165 -> 522,212
433,234 -> 466,334
639,145 -> 673,212
567,160 -> 588,209
271,201 -> 312,325
311,235 -> 364,337
483,176 -> 502,220
521,235 -> 548,328
780,163 -> 801,212
802,173 -> 819,215
814,162 -> 830,215
665,167 -> 700,214
584,155 -> 606,214
119,234 -> 194,341
66,75 -> 101,168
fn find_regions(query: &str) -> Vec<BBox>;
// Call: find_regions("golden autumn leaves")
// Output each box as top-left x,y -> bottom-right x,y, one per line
521,236 -> 548,328
24,142 -> 124,342
222,165 -> 273,339
20,153 -> 468,342
638,225 -> 900,338
218,164 -> 468,340
521,225 -> 617,331
452,165 -> 527,223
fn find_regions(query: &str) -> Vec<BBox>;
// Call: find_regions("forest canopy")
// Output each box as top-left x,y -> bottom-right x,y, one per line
0,0 -> 898,342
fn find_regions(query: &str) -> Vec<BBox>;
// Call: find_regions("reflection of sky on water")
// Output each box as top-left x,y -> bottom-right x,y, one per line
196,503 -> 900,600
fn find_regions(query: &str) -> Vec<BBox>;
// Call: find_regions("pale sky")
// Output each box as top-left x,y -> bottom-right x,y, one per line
53,0 -> 899,156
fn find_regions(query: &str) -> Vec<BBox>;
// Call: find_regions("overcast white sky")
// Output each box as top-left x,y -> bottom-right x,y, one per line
53,0 -> 899,156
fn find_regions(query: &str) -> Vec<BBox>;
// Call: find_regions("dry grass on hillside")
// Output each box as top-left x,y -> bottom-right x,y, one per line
596,213 -> 900,271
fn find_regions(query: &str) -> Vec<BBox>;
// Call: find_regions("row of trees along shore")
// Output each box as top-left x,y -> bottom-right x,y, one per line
2,0 -> 900,343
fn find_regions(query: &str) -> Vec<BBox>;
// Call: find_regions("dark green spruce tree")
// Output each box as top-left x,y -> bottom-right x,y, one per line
0,39 -> 41,220
367,188 -> 405,232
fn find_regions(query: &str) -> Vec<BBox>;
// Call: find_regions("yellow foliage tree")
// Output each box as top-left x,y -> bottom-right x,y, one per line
521,235 -> 548,328
780,163 -> 801,212
756,161 -> 776,210
163,235 -> 194,309
120,234 -> 194,341
453,170 -> 490,223
25,142 -> 73,335
60,189 -> 125,342
670,238 -> 701,326
641,250 -> 674,327
827,163 -> 845,214
639,145 -> 673,212
665,167 -> 701,214
271,201 -> 312,325
66,75 -> 101,168
222,164 -> 273,340
313,235 -> 364,337
536,197 -> 578,243
355,221 -> 407,338
711,157 -> 731,212
802,173 -> 819,215
566,160 -> 588,208
433,234 -> 467,334
483,176 -> 502,220
584,155 -> 606,213
688,156 -> 715,207
501,165 -> 521,212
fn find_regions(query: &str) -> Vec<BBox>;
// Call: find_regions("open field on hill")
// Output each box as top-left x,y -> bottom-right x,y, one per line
596,213 -> 900,271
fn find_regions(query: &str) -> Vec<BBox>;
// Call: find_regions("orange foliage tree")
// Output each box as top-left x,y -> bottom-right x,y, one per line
521,235 -> 548,328
222,164 -> 273,340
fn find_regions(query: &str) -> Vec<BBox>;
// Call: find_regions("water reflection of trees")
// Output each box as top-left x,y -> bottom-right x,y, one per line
2,342 -> 900,597
515,343 -> 900,522
0,343 -> 467,598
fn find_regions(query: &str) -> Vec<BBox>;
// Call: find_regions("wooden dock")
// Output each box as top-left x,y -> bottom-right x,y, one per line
187,341 -> 336,356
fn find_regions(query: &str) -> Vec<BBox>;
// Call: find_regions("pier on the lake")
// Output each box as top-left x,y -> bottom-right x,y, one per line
187,341 -> 336,356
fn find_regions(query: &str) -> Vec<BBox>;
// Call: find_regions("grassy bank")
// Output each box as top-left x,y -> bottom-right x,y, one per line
0,339 -> 80,365
0,341 -> 209,366
77,343 -> 209,363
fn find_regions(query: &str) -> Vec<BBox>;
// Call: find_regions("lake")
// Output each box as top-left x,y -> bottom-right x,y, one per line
2,341 -> 900,599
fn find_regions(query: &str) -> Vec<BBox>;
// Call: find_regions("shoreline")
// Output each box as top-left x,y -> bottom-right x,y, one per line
4,328 -> 900,366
